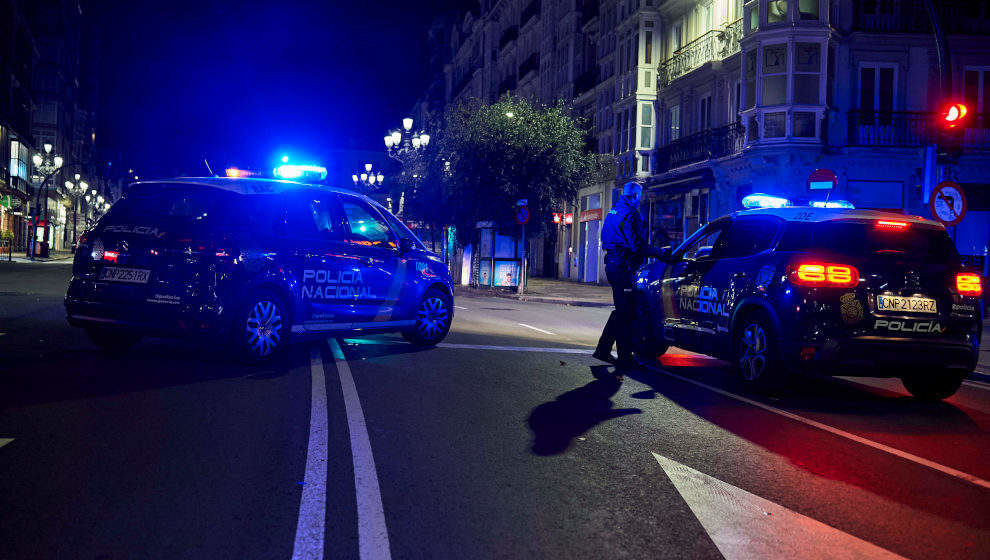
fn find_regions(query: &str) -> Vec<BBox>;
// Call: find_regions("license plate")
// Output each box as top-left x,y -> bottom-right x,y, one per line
99,267 -> 151,284
877,295 -> 937,314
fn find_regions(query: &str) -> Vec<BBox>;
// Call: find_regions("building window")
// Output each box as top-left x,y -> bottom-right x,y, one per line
745,1 -> 759,32
9,141 -> 28,182
699,95 -> 712,130
798,0 -> 819,20
669,105 -> 681,141
644,31 -> 652,64
734,81 -> 742,121
672,23 -> 682,51
640,103 -> 654,148
762,43 -> 788,106
744,50 -> 757,109
767,0 -> 788,23
963,67 -> 990,115
859,63 -> 896,125
764,111 -> 786,137
641,155 -> 650,173
793,42 -> 821,104
748,115 -> 759,140
794,111 -> 816,137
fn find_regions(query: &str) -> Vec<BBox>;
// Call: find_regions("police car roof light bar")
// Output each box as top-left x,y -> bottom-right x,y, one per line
742,193 -> 791,209
810,200 -> 855,209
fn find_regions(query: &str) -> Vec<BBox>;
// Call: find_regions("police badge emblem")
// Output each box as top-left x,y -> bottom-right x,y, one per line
840,293 -> 863,325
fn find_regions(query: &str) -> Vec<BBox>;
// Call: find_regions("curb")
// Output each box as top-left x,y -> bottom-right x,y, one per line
454,287 -> 613,308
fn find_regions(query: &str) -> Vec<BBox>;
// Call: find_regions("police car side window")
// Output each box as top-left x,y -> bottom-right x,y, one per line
680,222 -> 729,260
717,218 -> 780,258
339,196 -> 397,250
281,193 -> 342,241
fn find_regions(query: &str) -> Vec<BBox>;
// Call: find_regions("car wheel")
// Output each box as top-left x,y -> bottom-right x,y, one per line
402,288 -> 452,346
901,371 -> 964,401
733,310 -> 782,388
236,290 -> 289,362
86,327 -> 141,354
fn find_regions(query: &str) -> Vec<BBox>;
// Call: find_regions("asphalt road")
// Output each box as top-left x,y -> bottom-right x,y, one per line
1,261 -> 988,559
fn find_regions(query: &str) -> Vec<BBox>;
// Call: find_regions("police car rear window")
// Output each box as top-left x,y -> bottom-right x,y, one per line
108,185 -> 233,226
777,220 -> 959,264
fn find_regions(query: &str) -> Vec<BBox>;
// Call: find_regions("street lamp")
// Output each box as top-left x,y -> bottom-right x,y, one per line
28,145 -> 65,259
385,117 -> 431,162
352,162 -> 385,191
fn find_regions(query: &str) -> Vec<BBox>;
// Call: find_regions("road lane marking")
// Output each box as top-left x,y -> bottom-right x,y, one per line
438,343 -> 592,354
653,453 -> 906,559
0,438 -> 13,449
329,338 -> 392,560
643,364 -> 990,490
292,345 -> 330,560
454,305 -> 468,310
518,323 -> 556,335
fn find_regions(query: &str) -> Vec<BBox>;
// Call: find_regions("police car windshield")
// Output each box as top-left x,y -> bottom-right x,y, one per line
375,203 -> 425,250
777,220 -> 959,264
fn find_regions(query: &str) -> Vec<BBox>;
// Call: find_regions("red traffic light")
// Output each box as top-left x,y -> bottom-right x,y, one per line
941,102 -> 969,128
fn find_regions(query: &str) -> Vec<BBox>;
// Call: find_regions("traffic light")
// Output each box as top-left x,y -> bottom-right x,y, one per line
936,102 -> 970,162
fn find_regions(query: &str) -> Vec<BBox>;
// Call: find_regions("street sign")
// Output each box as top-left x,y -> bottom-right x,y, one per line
808,168 -> 837,190
579,208 -> 602,222
516,206 -> 531,225
930,180 -> 966,227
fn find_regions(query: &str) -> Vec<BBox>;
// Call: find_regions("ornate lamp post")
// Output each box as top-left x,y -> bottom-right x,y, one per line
351,162 -> 385,190
384,118 -> 430,163
28,143 -> 63,259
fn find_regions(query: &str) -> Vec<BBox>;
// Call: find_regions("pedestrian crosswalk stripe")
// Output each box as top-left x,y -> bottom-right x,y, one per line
653,453 -> 906,560
0,438 -> 13,449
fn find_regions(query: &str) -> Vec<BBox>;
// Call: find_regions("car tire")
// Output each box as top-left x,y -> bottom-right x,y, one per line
733,309 -> 783,388
901,371 -> 964,401
86,327 -> 141,354
402,288 -> 452,347
234,290 -> 290,363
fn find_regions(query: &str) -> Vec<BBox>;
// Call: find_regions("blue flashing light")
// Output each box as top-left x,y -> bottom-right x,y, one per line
742,193 -> 791,209
810,200 -> 855,209
274,164 -> 328,181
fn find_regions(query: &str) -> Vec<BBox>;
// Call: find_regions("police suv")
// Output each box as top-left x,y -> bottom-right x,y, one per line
65,178 -> 455,360
632,206 -> 982,400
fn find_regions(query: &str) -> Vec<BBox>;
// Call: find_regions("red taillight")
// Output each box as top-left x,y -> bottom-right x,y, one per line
788,262 -> 859,288
956,273 -> 982,297
103,250 -> 119,263
875,220 -> 909,231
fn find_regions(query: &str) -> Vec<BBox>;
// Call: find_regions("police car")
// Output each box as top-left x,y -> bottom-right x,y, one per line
65,177 -> 455,360
632,201 -> 982,400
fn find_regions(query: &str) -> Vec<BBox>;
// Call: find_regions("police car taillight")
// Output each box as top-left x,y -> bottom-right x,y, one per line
875,220 -> 909,231
788,262 -> 859,288
103,250 -> 119,263
956,273 -> 982,297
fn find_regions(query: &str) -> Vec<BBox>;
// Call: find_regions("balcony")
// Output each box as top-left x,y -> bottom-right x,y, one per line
658,20 -> 742,88
654,124 -> 745,173
521,0 -> 540,28
854,1 -> 990,35
518,53 -> 540,80
848,111 -> 988,148
499,26 -> 519,51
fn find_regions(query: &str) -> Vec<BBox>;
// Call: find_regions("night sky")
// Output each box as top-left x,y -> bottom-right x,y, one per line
87,1 -> 466,178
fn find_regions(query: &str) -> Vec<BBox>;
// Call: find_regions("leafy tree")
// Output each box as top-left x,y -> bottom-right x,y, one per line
412,96 -> 604,243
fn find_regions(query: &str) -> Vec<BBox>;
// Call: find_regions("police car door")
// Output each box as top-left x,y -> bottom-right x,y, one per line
696,216 -> 781,354
283,191 -> 356,329
336,194 -> 404,327
666,220 -> 730,351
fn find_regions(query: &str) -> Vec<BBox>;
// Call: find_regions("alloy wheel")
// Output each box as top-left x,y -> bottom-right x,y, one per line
738,322 -> 768,381
416,296 -> 449,341
245,300 -> 283,357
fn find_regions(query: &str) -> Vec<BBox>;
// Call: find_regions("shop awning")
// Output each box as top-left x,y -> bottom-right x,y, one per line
644,169 -> 714,196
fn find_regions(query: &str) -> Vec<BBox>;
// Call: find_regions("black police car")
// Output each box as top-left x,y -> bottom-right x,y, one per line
632,206 -> 982,400
65,178 -> 455,360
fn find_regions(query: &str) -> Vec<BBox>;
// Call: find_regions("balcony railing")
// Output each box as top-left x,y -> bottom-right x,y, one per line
854,1 -> 990,35
847,111 -> 988,148
658,20 -> 742,88
518,52 -> 540,80
499,26 -> 519,51
654,123 -> 745,173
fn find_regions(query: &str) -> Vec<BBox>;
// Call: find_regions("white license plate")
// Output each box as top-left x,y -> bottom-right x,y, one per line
877,295 -> 937,314
99,267 -> 151,284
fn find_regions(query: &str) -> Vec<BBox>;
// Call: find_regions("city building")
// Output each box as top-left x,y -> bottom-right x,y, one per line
647,0 -> 990,272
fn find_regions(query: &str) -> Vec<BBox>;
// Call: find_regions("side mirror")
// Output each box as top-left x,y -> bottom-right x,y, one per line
399,237 -> 413,254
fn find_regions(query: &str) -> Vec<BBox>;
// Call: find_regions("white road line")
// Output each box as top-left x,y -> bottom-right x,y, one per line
518,323 -> 556,336
292,345 -> 330,560
0,438 -> 13,449
653,453 -> 906,560
329,338 -> 392,560
454,305 -> 468,310
644,363 -> 990,490
438,343 -> 592,354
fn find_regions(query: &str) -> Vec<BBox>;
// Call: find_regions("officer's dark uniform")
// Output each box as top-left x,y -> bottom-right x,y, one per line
595,192 -> 661,365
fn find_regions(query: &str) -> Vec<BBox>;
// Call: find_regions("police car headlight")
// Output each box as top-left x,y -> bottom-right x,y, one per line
90,238 -> 105,261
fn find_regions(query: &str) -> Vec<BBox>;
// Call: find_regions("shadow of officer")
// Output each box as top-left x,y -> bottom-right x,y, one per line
527,365 -> 642,455
593,182 -> 662,370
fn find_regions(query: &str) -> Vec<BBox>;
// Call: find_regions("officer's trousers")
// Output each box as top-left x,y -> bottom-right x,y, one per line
596,258 -> 637,360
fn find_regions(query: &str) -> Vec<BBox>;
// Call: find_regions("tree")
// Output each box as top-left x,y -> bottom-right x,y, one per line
422,95 -> 604,242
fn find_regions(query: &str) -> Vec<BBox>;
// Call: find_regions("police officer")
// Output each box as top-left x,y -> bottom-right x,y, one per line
593,181 -> 661,368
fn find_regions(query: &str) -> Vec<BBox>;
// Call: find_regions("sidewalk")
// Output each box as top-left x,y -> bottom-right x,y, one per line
0,250 -> 74,264
455,277 -> 613,307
